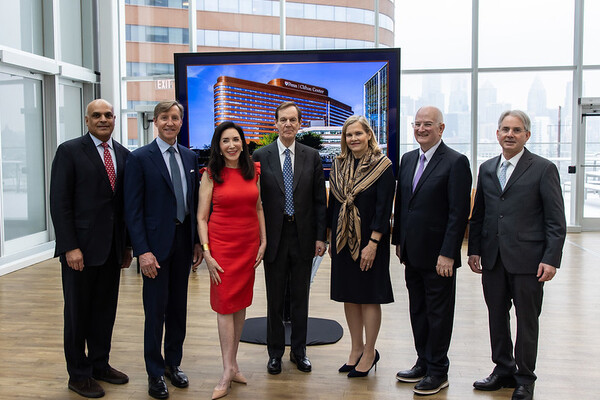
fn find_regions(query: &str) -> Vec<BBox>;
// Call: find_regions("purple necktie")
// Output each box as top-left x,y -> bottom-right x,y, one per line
412,154 -> 426,192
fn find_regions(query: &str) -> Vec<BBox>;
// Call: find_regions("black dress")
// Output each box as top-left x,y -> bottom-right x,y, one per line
328,160 -> 396,304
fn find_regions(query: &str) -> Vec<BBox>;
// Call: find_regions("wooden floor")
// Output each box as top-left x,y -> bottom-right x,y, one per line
1,233 -> 599,399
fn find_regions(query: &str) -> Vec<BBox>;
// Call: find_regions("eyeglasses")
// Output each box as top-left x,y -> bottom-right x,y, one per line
499,127 -> 527,134
411,122 -> 437,129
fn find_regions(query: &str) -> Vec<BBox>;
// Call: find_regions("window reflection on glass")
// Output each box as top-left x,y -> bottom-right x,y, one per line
396,0 -> 471,69
583,116 -> 600,218
477,71 -> 573,223
59,84 -> 83,144
0,0 -> 44,55
479,0 -> 574,67
0,74 -> 46,242
400,73 -> 472,160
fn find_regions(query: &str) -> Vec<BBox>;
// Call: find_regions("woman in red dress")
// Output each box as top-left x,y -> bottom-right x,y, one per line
197,122 -> 266,399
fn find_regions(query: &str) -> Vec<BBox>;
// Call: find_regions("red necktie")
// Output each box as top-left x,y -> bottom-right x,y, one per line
101,142 -> 116,191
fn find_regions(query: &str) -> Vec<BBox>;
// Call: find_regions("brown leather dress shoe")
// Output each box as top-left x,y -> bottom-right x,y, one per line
93,366 -> 129,384
68,377 -> 105,398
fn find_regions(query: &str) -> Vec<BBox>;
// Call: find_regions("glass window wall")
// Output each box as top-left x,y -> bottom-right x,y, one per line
0,0 -> 44,56
0,73 -> 46,246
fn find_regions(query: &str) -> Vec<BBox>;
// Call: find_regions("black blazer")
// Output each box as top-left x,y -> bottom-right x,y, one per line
392,141 -> 472,269
50,133 -> 130,266
468,148 -> 566,273
252,141 -> 327,263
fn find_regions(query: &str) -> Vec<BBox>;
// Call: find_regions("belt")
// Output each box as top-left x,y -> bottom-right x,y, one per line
284,214 -> 295,222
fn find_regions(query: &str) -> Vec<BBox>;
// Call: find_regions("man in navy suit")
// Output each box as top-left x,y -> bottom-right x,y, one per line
392,106 -> 472,395
468,110 -> 566,400
124,101 -> 202,399
50,99 -> 132,398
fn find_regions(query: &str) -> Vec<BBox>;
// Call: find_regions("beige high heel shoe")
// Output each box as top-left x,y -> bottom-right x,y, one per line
232,371 -> 247,384
211,382 -> 231,400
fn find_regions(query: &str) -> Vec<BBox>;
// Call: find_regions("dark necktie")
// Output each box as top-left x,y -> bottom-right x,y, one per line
167,147 -> 186,223
412,153 -> 426,192
101,142 -> 116,191
283,148 -> 295,215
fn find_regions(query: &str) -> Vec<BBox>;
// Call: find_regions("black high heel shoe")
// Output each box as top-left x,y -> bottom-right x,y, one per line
338,353 -> 363,373
347,350 -> 379,378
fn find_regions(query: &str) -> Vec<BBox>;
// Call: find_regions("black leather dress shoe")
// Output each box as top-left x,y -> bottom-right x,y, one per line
396,364 -> 426,383
512,383 -> 534,400
165,366 -> 189,388
473,373 -> 517,391
413,375 -> 449,395
267,357 -> 282,375
93,366 -> 129,384
290,352 -> 312,372
68,377 -> 105,398
148,376 -> 169,399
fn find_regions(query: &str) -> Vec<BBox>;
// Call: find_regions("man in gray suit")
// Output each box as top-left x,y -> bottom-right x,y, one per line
252,101 -> 327,375
468,110 -> 566,400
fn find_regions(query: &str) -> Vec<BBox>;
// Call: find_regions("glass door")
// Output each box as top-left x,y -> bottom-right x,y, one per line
576,98 -> 600,230
0,70 -> 49,255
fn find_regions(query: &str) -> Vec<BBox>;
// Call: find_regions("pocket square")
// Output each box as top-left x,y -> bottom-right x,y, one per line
190,169 -> 195,173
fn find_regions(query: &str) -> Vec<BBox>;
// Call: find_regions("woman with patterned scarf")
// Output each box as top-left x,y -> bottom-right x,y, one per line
327,115 -> 396,378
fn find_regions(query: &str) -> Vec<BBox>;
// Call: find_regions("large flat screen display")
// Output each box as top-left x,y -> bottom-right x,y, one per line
174,48 -> 400,173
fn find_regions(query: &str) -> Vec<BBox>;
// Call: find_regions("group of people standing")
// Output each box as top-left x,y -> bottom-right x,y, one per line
50,98 -> 565,400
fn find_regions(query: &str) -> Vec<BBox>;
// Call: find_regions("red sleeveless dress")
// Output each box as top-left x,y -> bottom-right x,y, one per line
201,163 -> 260,314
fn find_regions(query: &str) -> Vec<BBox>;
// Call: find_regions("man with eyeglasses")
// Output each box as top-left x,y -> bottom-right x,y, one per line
252,101 -> 327,375
468,110 -> 566,400
392,106 -> 472,395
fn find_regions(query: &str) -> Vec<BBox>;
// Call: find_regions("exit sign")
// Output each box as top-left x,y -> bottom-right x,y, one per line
155,79 -> 174,90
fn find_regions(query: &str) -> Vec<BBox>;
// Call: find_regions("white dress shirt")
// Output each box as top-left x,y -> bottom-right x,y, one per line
276,137 -> 296,173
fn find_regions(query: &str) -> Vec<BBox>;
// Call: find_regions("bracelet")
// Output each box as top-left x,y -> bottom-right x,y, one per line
369,237 -> 379,244
201,243 -> 210,251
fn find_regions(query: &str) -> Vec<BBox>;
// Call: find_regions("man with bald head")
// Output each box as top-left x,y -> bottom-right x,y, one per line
51,99 -> 132,398
391,106 -> 472,395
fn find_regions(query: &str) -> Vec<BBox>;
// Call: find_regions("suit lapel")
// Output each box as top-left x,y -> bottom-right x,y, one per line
81,133 -> 112,192
178,144 -> 196,205
267,143 -> 285,194
487,155 -> 503,193
402,149 -> 419,190
149,140 -> 175,194
293,143 -> 304,191
411,141 -> 446,196
114,141 -> 127,191
503,148 -> 533,193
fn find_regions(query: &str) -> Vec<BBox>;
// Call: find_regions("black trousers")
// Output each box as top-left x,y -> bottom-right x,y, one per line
61,247 -> 121,381
404,264 -> 456,377
482,256 -> 544,385
143,218 -> 192,378
264,219 -> 312,358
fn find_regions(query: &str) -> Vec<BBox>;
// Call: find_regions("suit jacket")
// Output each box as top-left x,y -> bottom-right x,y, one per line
392,141 -> 472,269
468,148 -> 566,274
252,141 -> 327,263
124,139 -> 199,262
50,133 -> 130,266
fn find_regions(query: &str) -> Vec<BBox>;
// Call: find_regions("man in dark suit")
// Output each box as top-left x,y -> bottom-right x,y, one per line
252,101 -> 327,375
124,101 -> 202,399
468,110 -> 566,400
392,106 -> 472,395
50,99 -> 132,398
